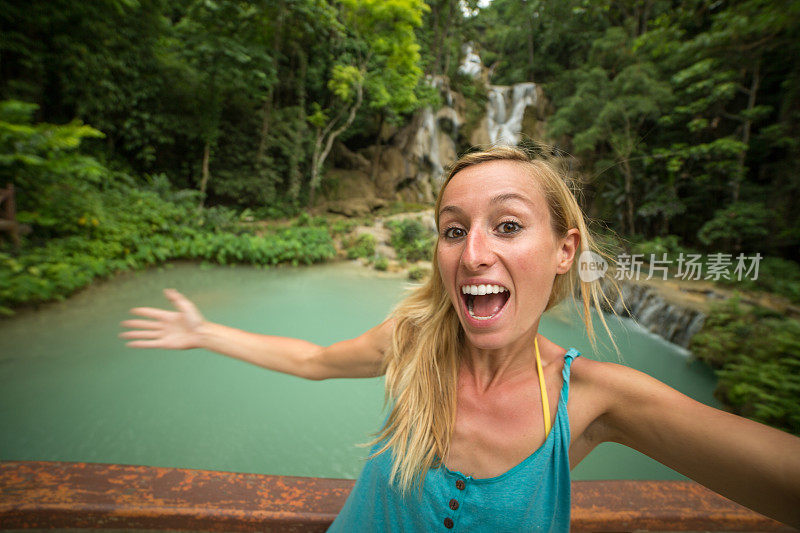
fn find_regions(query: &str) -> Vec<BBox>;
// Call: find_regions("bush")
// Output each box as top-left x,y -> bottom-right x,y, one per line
690,296 -> 800,435
631,235 -> 685,259
386,218 -> 435,262
698,201 -> 772,251
407,265 -> 429,281
345,233 -> 377,259
373,255 -> 389,271
251,204 -> 300,220
331,218 -> 359,236
294,212 -> 313,227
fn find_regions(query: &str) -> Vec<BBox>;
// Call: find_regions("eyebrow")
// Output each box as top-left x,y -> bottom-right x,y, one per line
438,192 -> 534,219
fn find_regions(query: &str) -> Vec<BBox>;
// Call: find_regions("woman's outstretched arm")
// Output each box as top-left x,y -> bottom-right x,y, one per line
583,359 -> 800,528
120,288 -> 394,380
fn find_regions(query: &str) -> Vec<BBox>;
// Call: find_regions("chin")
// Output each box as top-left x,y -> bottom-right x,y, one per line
460,326 -> 514,351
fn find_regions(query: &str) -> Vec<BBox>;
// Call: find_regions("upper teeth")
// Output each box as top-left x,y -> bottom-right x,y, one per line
461,284 -> 508,295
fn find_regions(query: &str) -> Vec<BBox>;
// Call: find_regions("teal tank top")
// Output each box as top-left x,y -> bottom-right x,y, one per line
328,348 -> 580,532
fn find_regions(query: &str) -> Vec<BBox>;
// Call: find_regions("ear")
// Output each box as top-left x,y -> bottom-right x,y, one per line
556,229 -> 580,275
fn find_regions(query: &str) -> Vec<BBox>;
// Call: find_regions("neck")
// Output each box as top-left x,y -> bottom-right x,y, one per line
461,325 -> 540,392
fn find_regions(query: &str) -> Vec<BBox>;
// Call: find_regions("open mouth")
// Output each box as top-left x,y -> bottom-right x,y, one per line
460,284 -> 510,321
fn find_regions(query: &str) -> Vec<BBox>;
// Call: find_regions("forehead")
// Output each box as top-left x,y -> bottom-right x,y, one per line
439,159 -> 546,214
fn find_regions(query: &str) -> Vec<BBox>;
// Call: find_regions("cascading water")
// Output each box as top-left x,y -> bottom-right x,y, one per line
412,107 -> 444,179
458,43 -> 483,79
411,77 -> 462,185
603,280 -> 707,349
487,83 -> 538,145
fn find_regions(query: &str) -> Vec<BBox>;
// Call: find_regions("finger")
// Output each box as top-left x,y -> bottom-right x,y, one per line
120,319 -> 162,330
129,307 -> 175,321
125,339 -> 167,349
119,330 -> 162,340
164,288 -> 202,319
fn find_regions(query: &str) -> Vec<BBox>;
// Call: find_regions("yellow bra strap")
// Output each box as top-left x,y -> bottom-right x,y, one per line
534,336 -> 551,436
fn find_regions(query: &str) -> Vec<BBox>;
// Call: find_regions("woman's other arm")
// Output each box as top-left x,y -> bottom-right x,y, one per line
120,289 -> 393,380
580,359 -> 800,528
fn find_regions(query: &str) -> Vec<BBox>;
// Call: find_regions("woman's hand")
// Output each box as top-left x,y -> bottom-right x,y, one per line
119,289 -> 205,350
119,288 -> 393,380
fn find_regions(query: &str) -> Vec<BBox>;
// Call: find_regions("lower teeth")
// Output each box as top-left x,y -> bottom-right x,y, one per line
467,301 -> 496,320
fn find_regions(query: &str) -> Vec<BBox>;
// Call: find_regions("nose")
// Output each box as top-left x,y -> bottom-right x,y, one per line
461,227 -> 496,271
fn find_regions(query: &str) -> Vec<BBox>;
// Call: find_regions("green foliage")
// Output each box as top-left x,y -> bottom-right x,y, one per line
0,100 -> 107,238
328,65 -> 363,103
407,265 -> 429,281
251,204 -> 301,220
715,257 -> 800,304
474,0 -> 800,257
373,254 -> 389,271
386,218 -> 435,262
698,202 -> 772,251
330,218 -> 360,236
0,106 -> 335,313
345,233 -> 377,259
630,235 -> 685,261
294,212 -> 313,227
691,297 -> 800,435
0,224 -> 336,312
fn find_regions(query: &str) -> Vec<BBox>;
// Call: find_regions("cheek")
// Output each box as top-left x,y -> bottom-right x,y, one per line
510,241 -> 558,280
436,242 -> 457,272
436,245 -> 461,303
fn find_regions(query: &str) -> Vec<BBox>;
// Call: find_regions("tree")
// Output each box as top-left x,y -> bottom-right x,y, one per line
549,27 -> 671,235
0,100 -> 105,238
173,0 -> 274,207
637,0 -> 800,250
307,0 -> 428,205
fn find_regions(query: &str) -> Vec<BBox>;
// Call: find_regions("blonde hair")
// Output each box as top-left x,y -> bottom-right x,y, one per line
370,145 -> 619,495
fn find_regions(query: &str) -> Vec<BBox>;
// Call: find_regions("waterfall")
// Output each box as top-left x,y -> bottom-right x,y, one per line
487,83 -> 538,145
602,280 -> 707,349
411,79 -> 462,187
458,43 -> 482,79
412,107 -> 444,179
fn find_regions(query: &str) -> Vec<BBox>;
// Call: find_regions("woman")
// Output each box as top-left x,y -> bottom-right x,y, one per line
121,146 -> 800,531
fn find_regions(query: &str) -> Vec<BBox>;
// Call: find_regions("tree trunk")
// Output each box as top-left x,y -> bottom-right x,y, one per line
622,157 -> 635,235
258,0 -> 284,170
526,14 -> 535,81
289,50 -> 308,200
442,0 -> 455,76
256,88 -> 273,166
370,111 -> 386,183
199,140 -> 211,209
309,81 -> 364,206
733,58 -> 760,204
432,2 -> 442,75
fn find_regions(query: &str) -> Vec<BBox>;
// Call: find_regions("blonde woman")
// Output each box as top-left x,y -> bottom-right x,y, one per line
122,146 -> 800,531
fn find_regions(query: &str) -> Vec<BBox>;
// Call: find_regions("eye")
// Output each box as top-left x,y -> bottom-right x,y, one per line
443,226 -> 466,239
497,221 -> 522,234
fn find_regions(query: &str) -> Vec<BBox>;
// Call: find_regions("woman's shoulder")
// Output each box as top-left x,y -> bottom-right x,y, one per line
570,352 -> 647,385
568,353 -> 656,407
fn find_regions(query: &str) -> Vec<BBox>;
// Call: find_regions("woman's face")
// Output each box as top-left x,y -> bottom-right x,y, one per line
436,160 -> 578,351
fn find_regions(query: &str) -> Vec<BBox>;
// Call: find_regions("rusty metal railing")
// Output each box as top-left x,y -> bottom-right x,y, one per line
0,461 -> 793,531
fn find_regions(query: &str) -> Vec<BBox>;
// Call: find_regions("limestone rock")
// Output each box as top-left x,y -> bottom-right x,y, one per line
470,116 -> 491,147
326,197 -> 387,217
